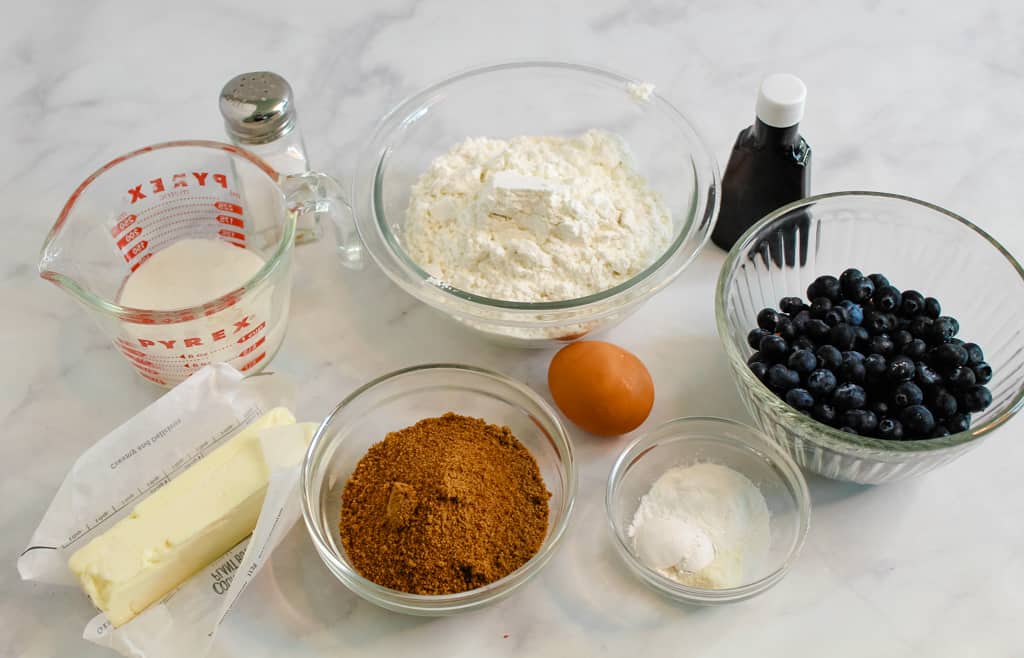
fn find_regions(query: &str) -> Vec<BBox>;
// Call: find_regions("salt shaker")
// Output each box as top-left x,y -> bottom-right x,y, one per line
219,72 -> 320,243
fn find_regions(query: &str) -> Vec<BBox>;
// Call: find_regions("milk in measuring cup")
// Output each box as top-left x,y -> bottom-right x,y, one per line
119,239 -> 265,310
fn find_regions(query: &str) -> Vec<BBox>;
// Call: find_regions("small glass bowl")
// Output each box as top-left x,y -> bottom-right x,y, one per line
715,192 -> 1024,484
606,417 -> 810,605
300,364 -> 577,615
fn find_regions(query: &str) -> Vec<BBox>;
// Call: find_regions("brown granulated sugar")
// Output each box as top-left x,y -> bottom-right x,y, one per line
339,412 -> 551,595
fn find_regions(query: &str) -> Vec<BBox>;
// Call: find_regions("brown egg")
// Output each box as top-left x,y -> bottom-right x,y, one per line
547,341 -> 655,436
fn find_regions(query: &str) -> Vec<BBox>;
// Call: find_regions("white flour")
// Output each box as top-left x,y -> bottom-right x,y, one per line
119,239 -> 265,310
627,463 -> 771,589
402,130 -> 672,302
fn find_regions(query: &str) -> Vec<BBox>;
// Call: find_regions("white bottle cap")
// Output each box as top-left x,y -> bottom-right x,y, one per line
755,74 -> 806,128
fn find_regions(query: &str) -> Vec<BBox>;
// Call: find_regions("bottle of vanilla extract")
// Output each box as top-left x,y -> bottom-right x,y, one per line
711,74 -> 811,265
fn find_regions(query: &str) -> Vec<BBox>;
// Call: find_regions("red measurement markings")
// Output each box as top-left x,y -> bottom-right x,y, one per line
123,240 -> 149,263
215,201 -> 243,214
239,351 -> 266,372
111,214 -> 137,238
129,252 -> 153,272
237,321 -> 266,344
216,214 -> 244,228
218,230 -> 245,243
116,226 -> 143,249
238,335 -> 266,358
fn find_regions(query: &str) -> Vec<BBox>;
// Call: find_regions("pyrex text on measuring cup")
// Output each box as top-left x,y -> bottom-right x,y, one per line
39,141 -> 358,387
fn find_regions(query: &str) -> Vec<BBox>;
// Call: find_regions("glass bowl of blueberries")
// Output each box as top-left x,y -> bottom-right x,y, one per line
715,191 -> 1024,484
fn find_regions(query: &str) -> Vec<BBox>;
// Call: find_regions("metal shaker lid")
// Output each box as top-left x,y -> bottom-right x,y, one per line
219,72 -> 298,145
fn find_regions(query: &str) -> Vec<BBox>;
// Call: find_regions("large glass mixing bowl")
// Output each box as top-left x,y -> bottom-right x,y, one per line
716,192 -> 1024,484
349,62 -> 719,346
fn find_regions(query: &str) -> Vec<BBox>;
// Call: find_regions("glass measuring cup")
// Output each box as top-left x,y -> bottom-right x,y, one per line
39,141 -> 356,387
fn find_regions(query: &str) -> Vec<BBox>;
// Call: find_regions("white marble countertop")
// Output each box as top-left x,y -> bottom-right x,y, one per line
4,0 -> 1024,656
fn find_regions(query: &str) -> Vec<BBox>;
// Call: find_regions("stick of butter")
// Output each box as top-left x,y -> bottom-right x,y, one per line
68,406 -> 298,627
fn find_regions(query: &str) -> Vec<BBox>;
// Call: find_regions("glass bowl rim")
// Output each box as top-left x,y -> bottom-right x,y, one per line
715,190 -> 1024,455
299,362 -> 578,609
352,59 -> 720,316
605,415 -> 811,603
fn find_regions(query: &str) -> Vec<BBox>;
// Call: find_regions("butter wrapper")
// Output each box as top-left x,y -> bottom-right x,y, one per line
18,363 -> 316,658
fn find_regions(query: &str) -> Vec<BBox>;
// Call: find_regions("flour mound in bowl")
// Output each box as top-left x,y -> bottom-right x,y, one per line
402,130 -> 673,303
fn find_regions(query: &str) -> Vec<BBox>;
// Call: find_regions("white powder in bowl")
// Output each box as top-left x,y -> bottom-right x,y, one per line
402,130 -> 673,303
627,462 -> 771,589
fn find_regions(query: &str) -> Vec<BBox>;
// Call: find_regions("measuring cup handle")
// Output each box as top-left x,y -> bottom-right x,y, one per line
283,171 -> 363,269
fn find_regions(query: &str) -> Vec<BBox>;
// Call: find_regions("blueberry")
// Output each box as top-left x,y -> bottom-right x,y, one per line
946,412 -> 971,433
868,334 -> 896,357
876,417 -> 904,440
870,400 -> 891,418
830,324 -> 857,351
793,336 -> 816,352
839,268 -> 864,291
757,308 -> 780,331
853,326 -> 871,351
806,368 -> 838,397
766,364 -> 801,393
928,316 -> 959,344
902,338 -> 928,360
892,330 -> 913,350
839,300 -> 864,326
914,362 -> 943,389
785,388 -> 815,411
887,355 -> 916,381
868,273 -> 891,291
972,362 -> 993,385
807,275 -> 842,303
748,328 -> 771,350
791,310 -> 812,334
838,358 -> 866,384
812,402 -> 839,426
864,310 -> 890,335
840,269 -> 870,301
760,334 -> 790,363
932,343 -> 968,370
816,344 -> 843,370
749,361 -> 769,381
909,316 -> 934,338
900,405 -> 936,437
963,343 -> 984,366
832,382 -> 867,410
788,349 -> 817,374
931,425 -> 951,438
839,426 -> 859,435
873,285 -> 903,312
899,290 -> 925,316
892,381 -> 924,407
960,385 -> 993,412
806,319 -> 831,342
824,307 -> 849,327
776,316 -> 799,341
930,387 -> 959,418
747,351 -> 763,365
843,409 -> 879,434
780,296 -> 808,314
809,297 -> 833,319
864,353 -> 887,378
846,277 -> 875,303
924,297 -> 941,319
947,365 -> 976,390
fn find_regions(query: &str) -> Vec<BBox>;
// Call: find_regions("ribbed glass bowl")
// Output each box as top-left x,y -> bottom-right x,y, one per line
350,61 -> 719,347
300,364 -> 576,615
715,192 -> 1024,484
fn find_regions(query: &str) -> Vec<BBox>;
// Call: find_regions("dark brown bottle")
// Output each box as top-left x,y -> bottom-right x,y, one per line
711,75 -> 811,265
